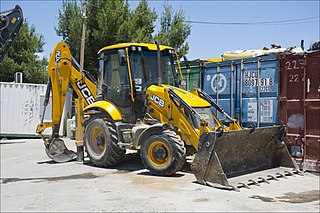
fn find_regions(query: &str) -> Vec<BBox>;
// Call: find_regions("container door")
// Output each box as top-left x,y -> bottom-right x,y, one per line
304,51 -> 320,171
239,56 -> 279,127
180,61 -> 201,91
180,65 -> 188,91
279,54 -> 305,163
188,66 -> 201,91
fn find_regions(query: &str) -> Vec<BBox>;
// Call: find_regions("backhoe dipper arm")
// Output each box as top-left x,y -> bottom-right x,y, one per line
0,5 -> 23,63
36,42 -> 97,162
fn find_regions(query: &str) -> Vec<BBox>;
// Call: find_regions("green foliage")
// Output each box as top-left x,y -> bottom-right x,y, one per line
130,0 -> 157,43
55,0 -> 190,78
55,0 -> 82,61
86,0 -> 133,71
154,3 -> 191,56
0,21 -> 48,83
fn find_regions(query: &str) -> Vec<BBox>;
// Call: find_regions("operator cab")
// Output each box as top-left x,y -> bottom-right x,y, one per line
97,43 -> 181,123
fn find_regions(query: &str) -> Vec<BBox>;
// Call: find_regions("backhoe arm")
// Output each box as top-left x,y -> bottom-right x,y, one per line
0,5 -> 23,63
36,42 -> 97,162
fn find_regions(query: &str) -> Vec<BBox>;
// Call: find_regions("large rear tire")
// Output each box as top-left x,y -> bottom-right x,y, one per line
84,118 -> 125,167
140,130 -> 186,176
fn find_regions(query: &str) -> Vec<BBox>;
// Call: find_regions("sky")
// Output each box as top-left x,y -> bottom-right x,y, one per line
1,0 -> 319,60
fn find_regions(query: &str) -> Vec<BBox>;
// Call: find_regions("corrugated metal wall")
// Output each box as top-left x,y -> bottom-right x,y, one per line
201,51 -> 319,172
0,82 -> 51,137
203,55 -> 279,127
203,60 -> 236,123
279,51 -> 320,172
180,61 -> 203,92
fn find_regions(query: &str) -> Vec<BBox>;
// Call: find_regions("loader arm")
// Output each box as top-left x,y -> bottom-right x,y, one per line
193,88 -> 242,130
146,85 -> 235,150
0,5 -> 23,63
166,87 -> 212,149
36,42 -> 97,162
146,85 -> 298,190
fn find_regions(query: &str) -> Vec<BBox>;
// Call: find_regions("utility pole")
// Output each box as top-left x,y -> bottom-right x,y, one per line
80,0 -> 87,71
76,0 -> 87,162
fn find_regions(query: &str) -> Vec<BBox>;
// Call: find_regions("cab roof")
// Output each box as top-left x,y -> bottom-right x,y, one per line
98,43 -> 174,54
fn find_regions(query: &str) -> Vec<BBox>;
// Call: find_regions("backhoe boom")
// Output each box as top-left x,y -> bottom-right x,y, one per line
36,42 -> 97,162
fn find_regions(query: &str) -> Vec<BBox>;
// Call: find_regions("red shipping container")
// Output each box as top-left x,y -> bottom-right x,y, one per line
279,51 -> 320,172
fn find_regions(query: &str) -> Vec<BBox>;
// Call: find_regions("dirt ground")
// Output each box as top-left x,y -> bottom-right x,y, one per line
1,138 -> 319,212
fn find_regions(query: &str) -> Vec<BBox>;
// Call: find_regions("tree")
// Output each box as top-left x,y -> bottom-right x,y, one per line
55,0 -> 190,77
86,0 -> 133,72
130,0 -> 157,43
0,21 -> 47,83
55,0 -> 82,62
86,0 -> 157,74
154,3 -> 191,56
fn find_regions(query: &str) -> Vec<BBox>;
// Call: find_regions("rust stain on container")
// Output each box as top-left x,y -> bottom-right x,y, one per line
279,51 -> 320,172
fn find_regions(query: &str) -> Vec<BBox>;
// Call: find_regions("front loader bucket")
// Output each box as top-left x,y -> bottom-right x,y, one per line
45,138 -> 77,163
191,125 -> 299,190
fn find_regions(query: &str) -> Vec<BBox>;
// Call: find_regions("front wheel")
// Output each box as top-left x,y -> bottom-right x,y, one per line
140,130 -> 186,176
84,118 -> 125,167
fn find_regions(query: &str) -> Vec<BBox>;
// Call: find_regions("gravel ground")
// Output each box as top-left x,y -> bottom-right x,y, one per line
1,138 -> 319,212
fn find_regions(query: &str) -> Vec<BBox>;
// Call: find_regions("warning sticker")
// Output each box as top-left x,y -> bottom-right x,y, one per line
260,100 -> 273,123
247,99 -> 257,122
247,99 -> 273,123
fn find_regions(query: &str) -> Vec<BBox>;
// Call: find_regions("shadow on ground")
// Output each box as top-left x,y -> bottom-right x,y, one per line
0,173 -> 99,184
84,152 -> 193,177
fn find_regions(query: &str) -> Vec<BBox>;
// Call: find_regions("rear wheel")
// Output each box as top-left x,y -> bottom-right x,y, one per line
84,118 -> 125,167
140,130 -> 186,176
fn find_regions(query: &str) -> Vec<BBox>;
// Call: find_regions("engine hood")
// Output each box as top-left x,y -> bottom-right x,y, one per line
147,85 -> 211,108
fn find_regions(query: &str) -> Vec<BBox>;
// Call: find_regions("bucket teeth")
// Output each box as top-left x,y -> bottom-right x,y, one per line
233,169 -> 301,190
284,170 -> 294,176
294,170 -> 304,176
258,177 -> 270,184
276,172 -> 288,179
267,174 -> 279,181
238,182 -> 251,189
248,179 -> 260,186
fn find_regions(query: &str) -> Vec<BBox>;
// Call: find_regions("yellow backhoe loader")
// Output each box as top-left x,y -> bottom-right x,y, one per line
36,42 -> 299,190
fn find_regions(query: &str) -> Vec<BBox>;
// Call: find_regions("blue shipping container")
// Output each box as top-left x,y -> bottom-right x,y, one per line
203,60 -> 237,123
203,55 -> 279,127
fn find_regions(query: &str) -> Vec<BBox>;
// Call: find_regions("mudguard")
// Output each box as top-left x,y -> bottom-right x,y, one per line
84,100 -> 122,121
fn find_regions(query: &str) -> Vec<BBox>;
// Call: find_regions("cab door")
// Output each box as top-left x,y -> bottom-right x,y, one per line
101,49 -> 133,122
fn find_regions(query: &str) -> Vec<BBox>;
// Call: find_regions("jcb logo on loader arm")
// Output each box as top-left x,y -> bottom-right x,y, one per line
76,81 -> 95,105
150,94 -> 165,108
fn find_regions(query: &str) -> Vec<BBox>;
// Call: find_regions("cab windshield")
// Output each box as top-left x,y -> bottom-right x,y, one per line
129,49 -> 178,90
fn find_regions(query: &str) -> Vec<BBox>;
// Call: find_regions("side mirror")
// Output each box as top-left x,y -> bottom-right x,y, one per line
118,49 -> 126,66
179,80 -> 187,86
102,83 -> 108,100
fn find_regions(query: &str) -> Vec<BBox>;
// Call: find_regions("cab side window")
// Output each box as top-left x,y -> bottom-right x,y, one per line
103,50 -> 132,121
